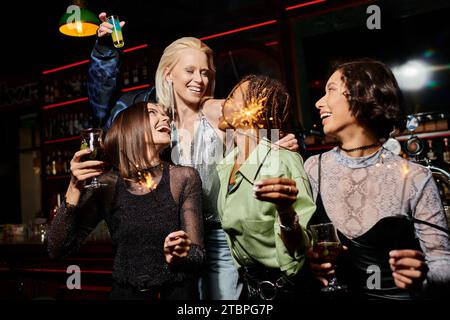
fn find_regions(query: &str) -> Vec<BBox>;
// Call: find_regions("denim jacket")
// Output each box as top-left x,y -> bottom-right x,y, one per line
87,39 -> 156,130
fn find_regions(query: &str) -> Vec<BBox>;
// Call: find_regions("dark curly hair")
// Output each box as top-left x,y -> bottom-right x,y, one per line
226,74 -> 293,137
331,58 -> 406,140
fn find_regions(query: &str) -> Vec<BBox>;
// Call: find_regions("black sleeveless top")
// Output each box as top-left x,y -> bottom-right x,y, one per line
109,163 -> 183,288
309,155 -> 422,300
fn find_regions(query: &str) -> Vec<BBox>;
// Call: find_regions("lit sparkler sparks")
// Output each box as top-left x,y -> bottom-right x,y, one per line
231,96 -> 266,128
400,161 -> 410,215
141,172 -> 157,190
136,165 -> 158,191
124,164 -> 159,192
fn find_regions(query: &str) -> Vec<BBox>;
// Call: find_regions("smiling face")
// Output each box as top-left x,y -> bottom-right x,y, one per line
166,48 -> 211,108
146,103 -> 171,149
315,70 -> 359,138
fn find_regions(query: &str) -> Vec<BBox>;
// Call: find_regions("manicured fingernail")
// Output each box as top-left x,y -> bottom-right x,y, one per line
254,181 -> 262,186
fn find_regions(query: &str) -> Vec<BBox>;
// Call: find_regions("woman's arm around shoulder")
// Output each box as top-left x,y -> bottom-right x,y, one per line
201,98 -> 224,128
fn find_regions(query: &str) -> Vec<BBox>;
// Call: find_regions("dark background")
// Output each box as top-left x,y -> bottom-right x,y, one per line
2,0 -> 283,74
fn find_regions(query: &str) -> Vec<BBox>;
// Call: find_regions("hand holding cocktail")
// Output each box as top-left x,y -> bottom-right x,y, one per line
70,148 -> 104,188
77,128 -> 107,189
308,222 -> 347,292
97,12 -> 125,48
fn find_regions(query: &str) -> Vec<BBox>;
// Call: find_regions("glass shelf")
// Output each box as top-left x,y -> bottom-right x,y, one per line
396,130 -> 450,141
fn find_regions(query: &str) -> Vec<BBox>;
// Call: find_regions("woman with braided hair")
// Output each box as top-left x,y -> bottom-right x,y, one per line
216,75 -> 316,300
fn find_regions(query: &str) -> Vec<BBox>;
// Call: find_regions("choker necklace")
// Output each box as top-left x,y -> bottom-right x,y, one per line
145,162 -> 163,170
340,143 -> 380,153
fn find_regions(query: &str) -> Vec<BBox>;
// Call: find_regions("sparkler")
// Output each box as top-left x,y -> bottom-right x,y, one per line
124,164 -> 159,192
141,172 -> 158,190
399,161 -> 410,215
230,96 -> 266,129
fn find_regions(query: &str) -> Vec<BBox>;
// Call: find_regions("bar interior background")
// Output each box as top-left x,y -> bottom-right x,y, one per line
0,0 -> 449,299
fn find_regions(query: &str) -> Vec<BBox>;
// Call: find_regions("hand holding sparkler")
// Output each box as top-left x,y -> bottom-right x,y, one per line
392,160 -> 428,289
253,178 -> 298,211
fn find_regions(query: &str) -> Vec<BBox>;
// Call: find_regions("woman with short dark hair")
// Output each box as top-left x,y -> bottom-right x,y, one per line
305,58 -> 450,299
329,58 -> 406,140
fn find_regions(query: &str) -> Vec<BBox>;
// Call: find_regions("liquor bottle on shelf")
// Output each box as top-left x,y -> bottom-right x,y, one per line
132,64 -> 139,83
426,139 -> 438,164
72,74 -> 82,97
443,138 -> 450,165
73,113 -> 80,134
48,82 -> 55,103
68,113 -> 74,136
53,79 -> 60,101
63,78 -> 73,99
141,58 -> 148,82
45,155 -> 52,176
51,151 -> 57,175
44,84 -> 50,103
123,64 -> 130,86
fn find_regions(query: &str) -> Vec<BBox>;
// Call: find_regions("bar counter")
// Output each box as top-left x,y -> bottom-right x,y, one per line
0,236 -> 113,300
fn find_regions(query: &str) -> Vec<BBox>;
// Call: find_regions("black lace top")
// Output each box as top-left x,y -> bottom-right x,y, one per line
47,163 -> 204,289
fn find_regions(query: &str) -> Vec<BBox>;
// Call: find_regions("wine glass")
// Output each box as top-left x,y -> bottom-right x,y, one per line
80,128 -> 107,189
309,222 -> 347,292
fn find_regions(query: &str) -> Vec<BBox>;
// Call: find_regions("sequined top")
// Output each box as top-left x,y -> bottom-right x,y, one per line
304,147 -> 450,293
47,164 -> 204,290
171,112 -> 225,227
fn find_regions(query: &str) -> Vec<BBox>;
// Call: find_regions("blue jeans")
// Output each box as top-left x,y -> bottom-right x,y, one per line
199,228 -> 242,300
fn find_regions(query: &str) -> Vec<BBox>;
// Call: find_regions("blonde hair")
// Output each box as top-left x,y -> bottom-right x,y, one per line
155,37 -> 216,113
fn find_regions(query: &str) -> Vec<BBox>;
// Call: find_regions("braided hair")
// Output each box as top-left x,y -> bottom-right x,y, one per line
226,74 -> 292,136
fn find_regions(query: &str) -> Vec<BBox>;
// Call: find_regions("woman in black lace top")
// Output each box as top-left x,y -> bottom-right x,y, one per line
305,59 -> 450,299
47,102 -> 204,300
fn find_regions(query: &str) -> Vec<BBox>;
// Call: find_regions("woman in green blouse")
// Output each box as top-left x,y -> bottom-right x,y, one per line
216,74 -> 316,300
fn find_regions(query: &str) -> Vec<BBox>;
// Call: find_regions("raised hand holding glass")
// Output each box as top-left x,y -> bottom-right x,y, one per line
80,128 -> 107,189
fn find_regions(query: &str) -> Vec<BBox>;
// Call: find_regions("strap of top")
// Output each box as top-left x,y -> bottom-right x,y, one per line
318,153 -> 323,194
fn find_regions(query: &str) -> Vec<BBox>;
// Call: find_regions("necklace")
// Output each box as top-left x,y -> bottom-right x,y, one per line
340,142 -> 380,153
144,162 -> 163,171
